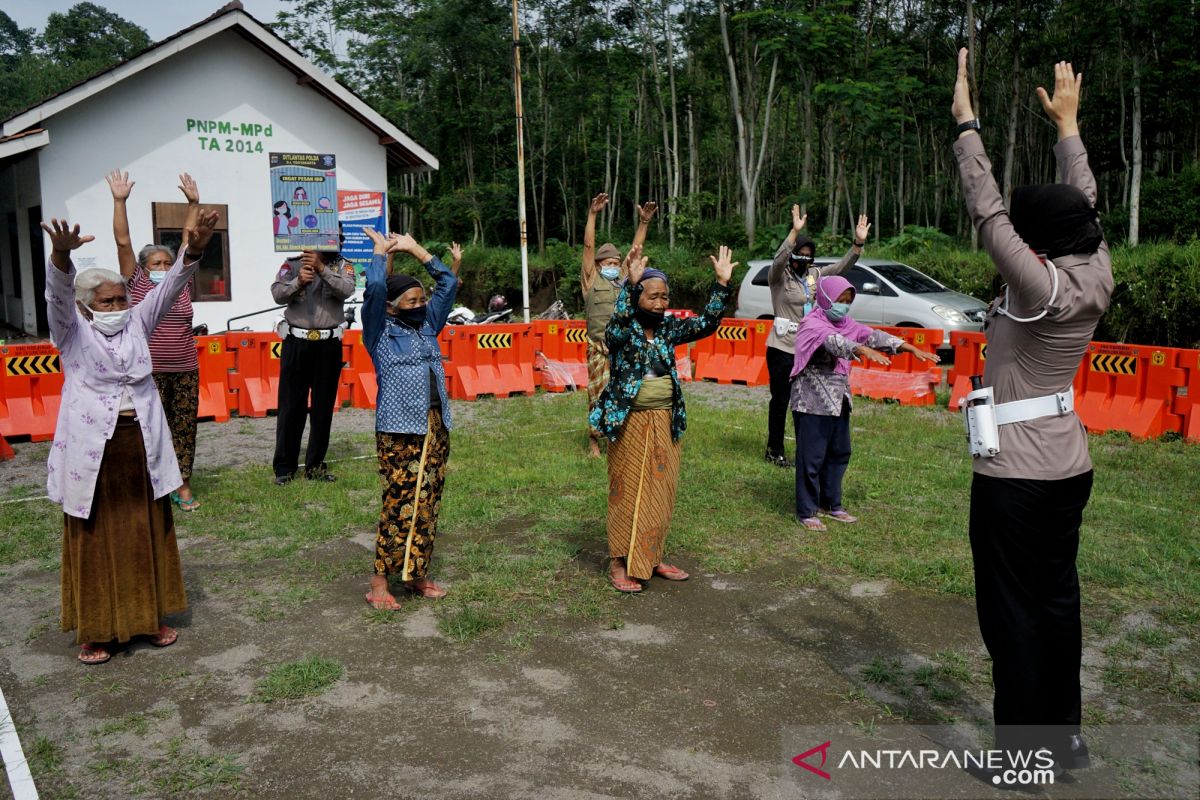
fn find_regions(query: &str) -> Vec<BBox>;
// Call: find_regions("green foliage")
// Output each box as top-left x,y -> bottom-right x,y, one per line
1104,241 -> 1200,347
253,655 -> 344,702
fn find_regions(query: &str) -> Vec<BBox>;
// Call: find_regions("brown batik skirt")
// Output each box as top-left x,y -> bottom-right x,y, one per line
374,409 -> 451,580
153,369 -> 199,481
606,408 -> 682,580
60,417 -> 188,645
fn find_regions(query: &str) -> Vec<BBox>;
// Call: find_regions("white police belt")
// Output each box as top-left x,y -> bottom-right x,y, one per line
288,325 -> 344,341
960,386 -> 1074,459
773,316 -> 800,337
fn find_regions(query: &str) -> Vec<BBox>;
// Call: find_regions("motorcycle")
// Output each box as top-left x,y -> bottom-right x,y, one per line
447,295 -> 514,325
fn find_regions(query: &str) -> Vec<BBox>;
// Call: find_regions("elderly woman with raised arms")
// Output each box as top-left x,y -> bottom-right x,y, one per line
43,209 -> 219,665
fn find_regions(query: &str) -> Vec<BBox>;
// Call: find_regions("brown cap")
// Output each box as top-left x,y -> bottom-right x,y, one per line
594,243 -> 621,263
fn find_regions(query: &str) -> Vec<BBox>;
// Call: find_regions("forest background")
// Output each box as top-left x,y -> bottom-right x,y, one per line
1,1 -> 1197,346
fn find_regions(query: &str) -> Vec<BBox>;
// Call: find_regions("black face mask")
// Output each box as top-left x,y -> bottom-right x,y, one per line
392,306 -> 427,330
789,254 -> 814,272
635,307 -> 665,330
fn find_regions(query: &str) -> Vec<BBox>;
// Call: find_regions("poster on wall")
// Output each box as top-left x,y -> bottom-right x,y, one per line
269,152 -> 339,252
337,190 -> 388,289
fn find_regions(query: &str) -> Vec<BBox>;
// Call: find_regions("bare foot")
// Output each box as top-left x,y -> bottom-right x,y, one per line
366,575 -> 402,610
587,441 -> 602,458
609,559 -> 642,593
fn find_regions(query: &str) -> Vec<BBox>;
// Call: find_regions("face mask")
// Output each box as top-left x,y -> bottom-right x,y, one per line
824,302 -> 851,323
148,271 -> 167,285
790,254 -> 814,270
90,308 -> 131,335
635,307 -> 665,330
392,306 -> 427,330
600,266 -> 620,281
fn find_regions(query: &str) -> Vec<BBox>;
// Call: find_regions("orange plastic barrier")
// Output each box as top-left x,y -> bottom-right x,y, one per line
849,326 -> 944,406
692,318 -> 770,385
439,323 -> 536,401
532,320 -> 588,392
946,332 -> 989,409
1176,349 -> 1200,443
0,432 -> 13,460
340,330 -> 379,409
225,332 -> 282,418
0,343 -> 65,441
194,336 -> 233,422
1075,342 -> 1186,439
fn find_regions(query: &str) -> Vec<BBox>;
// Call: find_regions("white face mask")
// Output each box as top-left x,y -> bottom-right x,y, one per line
89,309 -> 131,335
148,270 -> 167,285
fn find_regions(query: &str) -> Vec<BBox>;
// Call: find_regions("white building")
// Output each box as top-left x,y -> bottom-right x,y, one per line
0,1 -> 436,337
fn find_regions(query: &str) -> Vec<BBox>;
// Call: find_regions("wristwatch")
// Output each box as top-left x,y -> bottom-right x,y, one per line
956,118 -> 981,136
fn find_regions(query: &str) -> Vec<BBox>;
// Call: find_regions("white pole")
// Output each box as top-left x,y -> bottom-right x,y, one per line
512,0 -> 531,322
0,682 -> 39,799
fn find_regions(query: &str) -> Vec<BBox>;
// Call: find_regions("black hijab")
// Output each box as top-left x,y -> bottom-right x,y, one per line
1009,184 -> 1103,260
791,235 -> 816,258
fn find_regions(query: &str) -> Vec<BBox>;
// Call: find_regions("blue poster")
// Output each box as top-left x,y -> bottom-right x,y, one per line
338,190 -> 388,289
269,152 -> 339,251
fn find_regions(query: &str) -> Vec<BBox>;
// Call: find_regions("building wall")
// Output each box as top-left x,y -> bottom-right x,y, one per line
26,29 -> 389,334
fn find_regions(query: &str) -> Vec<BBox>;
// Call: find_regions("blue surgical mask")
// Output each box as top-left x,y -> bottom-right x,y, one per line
148,271 -> 167,285
825,302 -> 851,322
600,267 -> 620,281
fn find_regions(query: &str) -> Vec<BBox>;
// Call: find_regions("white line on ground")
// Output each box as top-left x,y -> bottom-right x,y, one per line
0,682 -> 39,799
0,496 -> 49,506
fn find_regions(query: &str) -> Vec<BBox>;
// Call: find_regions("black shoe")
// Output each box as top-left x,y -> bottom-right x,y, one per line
764,449 -> 793,468
273,473 -> 294,486
304,463 -> 336,482
1061,734 -> 1090,770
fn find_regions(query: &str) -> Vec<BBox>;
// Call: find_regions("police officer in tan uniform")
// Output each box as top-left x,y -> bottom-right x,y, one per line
270,236 -> 355,484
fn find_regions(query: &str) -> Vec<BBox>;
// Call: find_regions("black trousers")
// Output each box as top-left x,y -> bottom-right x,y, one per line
792,400 -> 852,519
766,345 -> 794,454
969,470 -> 1093,755
272,336 -> 343,478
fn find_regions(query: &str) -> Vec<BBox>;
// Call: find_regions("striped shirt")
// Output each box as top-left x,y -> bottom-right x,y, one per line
128,266 -> 199,372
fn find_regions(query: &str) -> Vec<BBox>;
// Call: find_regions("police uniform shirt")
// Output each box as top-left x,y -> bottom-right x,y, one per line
271,253 -> 356,330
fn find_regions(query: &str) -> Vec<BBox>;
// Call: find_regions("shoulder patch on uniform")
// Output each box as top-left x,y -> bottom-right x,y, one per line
344,262 -> 355,275
277,265 -> 291,280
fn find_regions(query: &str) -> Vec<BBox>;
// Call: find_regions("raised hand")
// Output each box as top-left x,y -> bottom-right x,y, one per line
709,245 -> 738,286
105,170 -> 134,201
363,226 -> 389,254
392,233 -> 419,253
448,241 -> 463,263
41,219 -> 95,253
952,48 -> 975,124
1036,61 -> 1082,137
178,172 -> 199,204
624,244 -> 646,284
300,250 -> 324,273
791,204 -> 807,233
589,193 -> 610,214
854,214 -> 871,245
184,209 -> 220,253
637,201 -> 658,223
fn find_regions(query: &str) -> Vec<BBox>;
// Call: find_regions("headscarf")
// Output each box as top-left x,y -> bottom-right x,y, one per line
638,268 -> 669,285
1009,184 -> 1103,260
386,274 -> 421,303
791,235 -> 816,258
790,275 -> 874,378
595,243 -> 622,263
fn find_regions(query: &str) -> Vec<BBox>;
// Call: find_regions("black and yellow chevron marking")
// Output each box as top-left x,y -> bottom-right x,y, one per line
477,333 -> 512,349
980,343 -> 987,360
270,341 -> 282,359
716,325 -> 748,341
5,354 -> 61,376
1090,353 -> 1136,375
565,328 -> 586,344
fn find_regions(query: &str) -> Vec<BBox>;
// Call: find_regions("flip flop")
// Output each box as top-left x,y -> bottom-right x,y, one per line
798,516 -> 827,532
78,643 -> 111,665
170,492 -> 200,512
609,574 -> 643,593
821,509 -> 858,524
149,624 -> 178,647
365,591 -> 402,611
404,580 -> 447,599
653,563 -> 690,581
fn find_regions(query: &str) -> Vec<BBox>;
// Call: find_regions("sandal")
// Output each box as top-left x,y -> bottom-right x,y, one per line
798,516 -> 827,532
821,509 -> 858,524
365,591 -> 402,611
149,624 -> 178,647
78,643 -> 111,665
653,563 -> 690,581
170,492 -> 200,512
609,574 -> 643,593
404,579 -> 447,599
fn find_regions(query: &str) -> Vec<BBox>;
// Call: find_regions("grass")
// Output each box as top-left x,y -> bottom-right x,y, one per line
252,655 -> 345,702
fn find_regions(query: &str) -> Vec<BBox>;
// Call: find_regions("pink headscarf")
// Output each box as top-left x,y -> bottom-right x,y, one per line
790,275 -> 874,377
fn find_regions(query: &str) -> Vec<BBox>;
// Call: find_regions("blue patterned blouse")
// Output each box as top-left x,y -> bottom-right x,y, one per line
589,280 -> 731,441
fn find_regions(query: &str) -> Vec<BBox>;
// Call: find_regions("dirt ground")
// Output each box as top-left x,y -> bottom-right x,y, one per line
0,387 -> 1194,799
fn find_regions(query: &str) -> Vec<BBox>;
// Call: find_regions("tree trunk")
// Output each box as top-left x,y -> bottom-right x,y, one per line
1130,52 -> 1143,245
1002,50 -> 1020,205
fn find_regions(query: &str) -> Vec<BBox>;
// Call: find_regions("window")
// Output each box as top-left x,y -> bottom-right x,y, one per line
153,202 -> 230,301
846,266 -> 897,297
5,212 -> 19,298
872,263 -> 944,294
751,265 -> 771,286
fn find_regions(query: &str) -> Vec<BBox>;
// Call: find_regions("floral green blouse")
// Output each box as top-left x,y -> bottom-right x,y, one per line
589,280 -> 732,441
